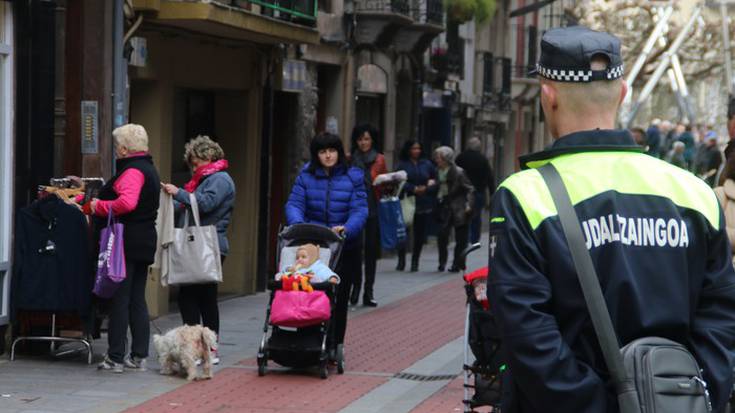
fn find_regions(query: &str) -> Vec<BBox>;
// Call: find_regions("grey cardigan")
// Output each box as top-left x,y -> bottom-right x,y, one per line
174,171 -> 236,255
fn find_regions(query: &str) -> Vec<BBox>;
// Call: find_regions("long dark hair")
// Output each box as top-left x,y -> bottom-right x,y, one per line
351,124 -> 381,153
720,143 -> 735,185
308,132 -> 347,173
399,139 -> 422,162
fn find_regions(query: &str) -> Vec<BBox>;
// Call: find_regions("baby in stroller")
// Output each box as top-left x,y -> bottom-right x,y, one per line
463,266 -> 505,412
276,243 -> 340,291
258,224 -> 345,379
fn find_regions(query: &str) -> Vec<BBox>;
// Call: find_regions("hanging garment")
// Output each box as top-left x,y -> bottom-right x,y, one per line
12,196 -> 93,319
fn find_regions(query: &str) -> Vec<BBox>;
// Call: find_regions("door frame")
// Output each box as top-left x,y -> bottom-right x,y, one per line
1,1 -> 15,326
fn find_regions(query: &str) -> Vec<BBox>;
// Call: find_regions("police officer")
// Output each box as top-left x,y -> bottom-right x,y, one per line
488,26 -> 735,412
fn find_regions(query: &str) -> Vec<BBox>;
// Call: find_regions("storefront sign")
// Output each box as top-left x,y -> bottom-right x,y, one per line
356,64 -> 387,95
280,59 -> 306,92
81,101 -> 99,154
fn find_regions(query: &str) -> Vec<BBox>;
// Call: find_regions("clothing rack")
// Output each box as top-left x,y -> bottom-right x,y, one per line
10,177 -> 102,364
11,313 -> 93,364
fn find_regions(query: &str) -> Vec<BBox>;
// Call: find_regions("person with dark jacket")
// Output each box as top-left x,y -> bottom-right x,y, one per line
350,124 -> 387,307
82,124 -> 161,373
645,119 -> 661,157
285,132 -> 368,365
693,132 -> 723,187
161,135 -> 235,364
489,27 -> 735,412
678,124 -> 696,169
455,137 -> 495,244
433,146 -> 475,272
395,140 -> 438,272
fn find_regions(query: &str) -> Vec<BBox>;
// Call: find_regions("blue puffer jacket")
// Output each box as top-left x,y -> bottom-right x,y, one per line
285,163 -> 369,250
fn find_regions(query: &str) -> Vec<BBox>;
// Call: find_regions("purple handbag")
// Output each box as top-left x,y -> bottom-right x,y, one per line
93,208 -> 126,298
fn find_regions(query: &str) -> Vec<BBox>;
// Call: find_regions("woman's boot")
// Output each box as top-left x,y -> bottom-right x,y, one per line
396,250 -> 406,271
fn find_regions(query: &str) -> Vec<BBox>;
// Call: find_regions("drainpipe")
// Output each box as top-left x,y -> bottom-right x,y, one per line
112,0 -> 127,173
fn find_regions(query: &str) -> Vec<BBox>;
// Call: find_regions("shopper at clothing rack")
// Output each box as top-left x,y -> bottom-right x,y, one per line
81,123 -> 160,373
161,135 -> 235,365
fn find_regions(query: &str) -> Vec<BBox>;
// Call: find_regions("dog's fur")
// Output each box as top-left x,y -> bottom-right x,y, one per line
153,325 -> 217,381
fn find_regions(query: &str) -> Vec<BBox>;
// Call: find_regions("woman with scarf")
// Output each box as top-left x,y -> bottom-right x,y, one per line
161,135 -> 236,364
350,124 -> 387,307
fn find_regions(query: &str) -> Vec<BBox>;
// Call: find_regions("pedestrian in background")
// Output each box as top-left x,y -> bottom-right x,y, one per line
455,137 -> 495,245
678,123 -> 696,169
657,120 -> 673,157
395,140 -> 437,272
433,146 -> 474,272
693,132 -> 723,187
285,132 -> 368,364
83,124 -> 160,373
161,135 -> 235,364
645,118 -> 661,157
350,124 -> 386,307
665,141 -> 687,169
629,127 -> 647,149
714,148 -> 735,258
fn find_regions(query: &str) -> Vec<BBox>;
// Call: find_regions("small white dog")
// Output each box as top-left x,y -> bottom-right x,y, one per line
153,325 -> 217,381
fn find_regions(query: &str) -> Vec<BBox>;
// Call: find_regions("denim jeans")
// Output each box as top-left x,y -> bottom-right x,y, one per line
469,192 -> 486,244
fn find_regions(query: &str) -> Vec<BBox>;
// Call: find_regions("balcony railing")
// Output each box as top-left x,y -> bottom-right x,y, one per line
412,0 -> 443,25
354,0 -> 411,17
229,0 -> 317,24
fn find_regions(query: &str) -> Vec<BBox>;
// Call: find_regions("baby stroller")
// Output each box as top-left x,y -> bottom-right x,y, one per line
461,243 -> 505,412
257,223 -> 344,379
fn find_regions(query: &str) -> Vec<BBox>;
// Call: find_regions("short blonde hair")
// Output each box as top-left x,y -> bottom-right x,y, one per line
113,123 -> 149,152
183,135 -> 225,165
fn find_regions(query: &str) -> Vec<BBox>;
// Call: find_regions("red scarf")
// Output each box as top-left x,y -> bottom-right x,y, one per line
183,159 -> 229,193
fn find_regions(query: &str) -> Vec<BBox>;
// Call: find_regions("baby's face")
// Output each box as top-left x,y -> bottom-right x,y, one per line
295,251 -> 310,267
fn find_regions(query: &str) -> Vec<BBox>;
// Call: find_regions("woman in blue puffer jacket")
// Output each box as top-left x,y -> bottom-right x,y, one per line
285,132 -> 368,364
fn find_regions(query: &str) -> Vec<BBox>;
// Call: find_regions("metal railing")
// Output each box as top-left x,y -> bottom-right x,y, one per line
354,0 -> 411,16
412,0 -> 443,25
229,0 -> 317,23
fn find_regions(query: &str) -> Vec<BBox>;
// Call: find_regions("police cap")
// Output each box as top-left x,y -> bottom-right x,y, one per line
531,26 -> 624,83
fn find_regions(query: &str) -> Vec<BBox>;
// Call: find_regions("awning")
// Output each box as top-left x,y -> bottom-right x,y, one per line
135,1 -> 320,45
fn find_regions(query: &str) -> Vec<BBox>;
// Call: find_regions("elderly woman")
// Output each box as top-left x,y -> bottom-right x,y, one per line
82,124 -> 160,373
433,146 -> 475,272
285,132 -> 368,366
161,135 -> 235,365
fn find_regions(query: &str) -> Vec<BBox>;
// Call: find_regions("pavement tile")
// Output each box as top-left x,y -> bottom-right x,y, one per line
409,376 -> 494,413
124,367 -> 388,413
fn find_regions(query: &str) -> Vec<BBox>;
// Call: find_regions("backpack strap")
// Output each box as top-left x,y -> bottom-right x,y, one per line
538,163 -> 641,413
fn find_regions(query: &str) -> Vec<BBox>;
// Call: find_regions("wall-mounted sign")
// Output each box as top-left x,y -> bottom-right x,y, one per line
129,37 -> 147,67
81,101 -> 98,154
356,64 -> 387,95
279,59 -> 306,92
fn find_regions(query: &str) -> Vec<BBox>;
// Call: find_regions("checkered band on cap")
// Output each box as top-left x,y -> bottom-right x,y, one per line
536,63 -> 624,82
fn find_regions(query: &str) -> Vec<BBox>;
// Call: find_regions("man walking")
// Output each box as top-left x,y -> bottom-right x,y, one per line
456,137 -> 495,244
488,26 -> 735,413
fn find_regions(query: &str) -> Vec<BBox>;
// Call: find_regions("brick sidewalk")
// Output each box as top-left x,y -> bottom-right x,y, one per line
125,277 -> 467,413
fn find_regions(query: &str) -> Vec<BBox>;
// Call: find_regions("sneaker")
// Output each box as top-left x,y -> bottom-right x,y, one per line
211,349 -> 220,365
98,355 -> 124,373
123,355 -> 147,371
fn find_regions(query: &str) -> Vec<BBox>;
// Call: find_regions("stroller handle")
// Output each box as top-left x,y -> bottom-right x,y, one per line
461,242 -> 482,260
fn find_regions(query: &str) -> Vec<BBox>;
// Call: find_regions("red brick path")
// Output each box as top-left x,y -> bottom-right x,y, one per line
126,277 -> 466,413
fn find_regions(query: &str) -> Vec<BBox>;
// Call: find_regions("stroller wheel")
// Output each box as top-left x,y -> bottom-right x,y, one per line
257,355 -> 267,377
319,360 -> 328,379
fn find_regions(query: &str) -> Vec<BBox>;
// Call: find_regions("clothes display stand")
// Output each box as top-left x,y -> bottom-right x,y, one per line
10,177 -> 102,364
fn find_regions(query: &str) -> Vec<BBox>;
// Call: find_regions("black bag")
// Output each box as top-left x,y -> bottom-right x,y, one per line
539,163 -> 712,413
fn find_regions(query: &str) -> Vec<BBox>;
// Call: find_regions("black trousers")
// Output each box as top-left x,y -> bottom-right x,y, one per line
178,255 -> 224,336
107,259 -> 150,363
438,223 -> 469,269
398,211 -> 430,265
355,215 -> 379,299
332,246 -> 361,345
